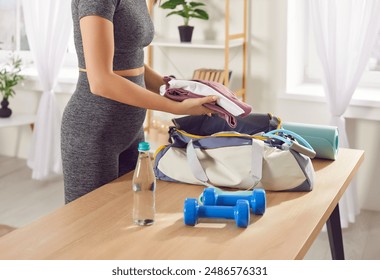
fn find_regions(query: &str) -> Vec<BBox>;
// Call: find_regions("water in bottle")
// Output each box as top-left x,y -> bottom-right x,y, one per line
132,141 -> 156,226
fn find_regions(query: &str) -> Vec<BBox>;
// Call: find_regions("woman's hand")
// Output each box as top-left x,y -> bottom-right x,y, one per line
172,96 -> 218,116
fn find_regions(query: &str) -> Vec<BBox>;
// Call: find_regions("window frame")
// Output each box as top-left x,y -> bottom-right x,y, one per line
284,0 -> 380,121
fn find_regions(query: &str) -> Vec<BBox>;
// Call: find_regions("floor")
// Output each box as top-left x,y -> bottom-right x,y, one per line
0,155 -> 379,260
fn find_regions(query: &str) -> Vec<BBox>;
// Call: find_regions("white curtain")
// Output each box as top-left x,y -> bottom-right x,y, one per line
309,0 -> 380,227
22,0 -> 72,179
372,31 -> 380,66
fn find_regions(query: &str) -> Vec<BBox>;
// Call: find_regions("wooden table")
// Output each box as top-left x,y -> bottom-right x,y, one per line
0,148 -> 364,260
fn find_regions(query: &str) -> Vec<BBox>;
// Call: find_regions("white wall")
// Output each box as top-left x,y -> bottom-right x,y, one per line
0,77 -> 73,159
248,0 -> 380,212
1,0 -> 379,211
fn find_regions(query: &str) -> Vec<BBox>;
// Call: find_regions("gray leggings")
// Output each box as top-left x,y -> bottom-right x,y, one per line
61,72 -> 147,203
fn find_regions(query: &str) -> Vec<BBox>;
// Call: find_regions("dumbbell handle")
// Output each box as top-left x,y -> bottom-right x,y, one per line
214,195 -> 251,206
198,205 -> 237,220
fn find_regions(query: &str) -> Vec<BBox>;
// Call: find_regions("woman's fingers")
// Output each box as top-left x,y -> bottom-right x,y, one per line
201,95 -> 217,104
175,95 -> 218,115
198,95 -> 217,115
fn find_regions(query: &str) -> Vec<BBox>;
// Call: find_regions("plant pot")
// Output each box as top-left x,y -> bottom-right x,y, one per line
178,25 -> 194,43
0,98 -> 12,118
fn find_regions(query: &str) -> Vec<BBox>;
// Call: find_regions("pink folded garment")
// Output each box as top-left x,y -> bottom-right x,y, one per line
161,76 -> 252,128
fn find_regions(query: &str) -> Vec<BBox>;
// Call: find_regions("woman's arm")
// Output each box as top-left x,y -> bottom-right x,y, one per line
80,16 -> 216,115
144,63 -> 164,94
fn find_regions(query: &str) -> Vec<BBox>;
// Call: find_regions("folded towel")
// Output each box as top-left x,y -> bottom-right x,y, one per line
160,76 -> 252,128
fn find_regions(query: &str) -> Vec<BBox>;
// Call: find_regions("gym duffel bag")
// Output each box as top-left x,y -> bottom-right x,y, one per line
154,114 -> 316,192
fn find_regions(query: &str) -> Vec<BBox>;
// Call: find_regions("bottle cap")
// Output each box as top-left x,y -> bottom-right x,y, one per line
138,141 -> 150,151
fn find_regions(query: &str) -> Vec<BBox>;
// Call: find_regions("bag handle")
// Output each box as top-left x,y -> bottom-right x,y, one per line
263,129 -> 316,158
186,137 -> 264,188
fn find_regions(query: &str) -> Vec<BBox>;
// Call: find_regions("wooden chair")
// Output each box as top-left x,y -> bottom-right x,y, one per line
192,68 -> 231,84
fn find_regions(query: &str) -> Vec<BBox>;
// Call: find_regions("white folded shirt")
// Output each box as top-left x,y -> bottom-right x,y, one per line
160,79 -> 245,116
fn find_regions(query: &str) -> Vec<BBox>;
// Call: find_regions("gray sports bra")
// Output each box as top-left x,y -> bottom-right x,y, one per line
72,0 -> 154,70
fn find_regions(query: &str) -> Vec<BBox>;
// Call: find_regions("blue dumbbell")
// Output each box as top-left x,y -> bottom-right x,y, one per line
184,198 -> 250,228
202,188 -> 266,215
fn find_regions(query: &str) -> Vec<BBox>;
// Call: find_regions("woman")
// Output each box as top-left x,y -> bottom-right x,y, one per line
62,0 -> 216,203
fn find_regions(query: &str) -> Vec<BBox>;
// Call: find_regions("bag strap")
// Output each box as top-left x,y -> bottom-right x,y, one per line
186,137 -> 264,188
263,129 -> 316,158
186,139 -> 209,184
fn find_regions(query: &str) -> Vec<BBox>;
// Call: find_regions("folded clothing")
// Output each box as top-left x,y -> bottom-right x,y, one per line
160,76 -> 252,127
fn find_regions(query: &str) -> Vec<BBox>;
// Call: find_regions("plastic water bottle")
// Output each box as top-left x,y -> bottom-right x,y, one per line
132,141 -> 156,226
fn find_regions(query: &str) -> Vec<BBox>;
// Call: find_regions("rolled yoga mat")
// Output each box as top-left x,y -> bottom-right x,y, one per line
282,122 -> 339,160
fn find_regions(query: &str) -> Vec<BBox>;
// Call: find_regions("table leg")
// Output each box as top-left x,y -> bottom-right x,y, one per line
326,203 -> 345,260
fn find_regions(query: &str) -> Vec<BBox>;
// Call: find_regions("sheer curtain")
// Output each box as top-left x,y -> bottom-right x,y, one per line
22,0 -> 72,179
309,0 -> 380,227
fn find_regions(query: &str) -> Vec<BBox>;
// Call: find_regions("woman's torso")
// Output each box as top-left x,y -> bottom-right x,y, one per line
72,0 -> 155,71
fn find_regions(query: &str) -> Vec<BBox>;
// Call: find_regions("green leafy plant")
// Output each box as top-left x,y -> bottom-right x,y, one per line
0,54 -> 24,100
160,0 -> 209,26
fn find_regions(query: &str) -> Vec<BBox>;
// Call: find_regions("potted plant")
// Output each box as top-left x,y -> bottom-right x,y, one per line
160,0 -> 209,43
0,54 -> 24,118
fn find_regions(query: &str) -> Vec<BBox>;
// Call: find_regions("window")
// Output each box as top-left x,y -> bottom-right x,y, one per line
0,0 -> 77,70
0,0 -> 28,51
286,1 -> 380,105
369,31 -> 380,71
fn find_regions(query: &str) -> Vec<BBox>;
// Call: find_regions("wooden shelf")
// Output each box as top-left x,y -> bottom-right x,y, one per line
151,37 -> 245,49
147,0 -> 248,93
146,0 -> 248,142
